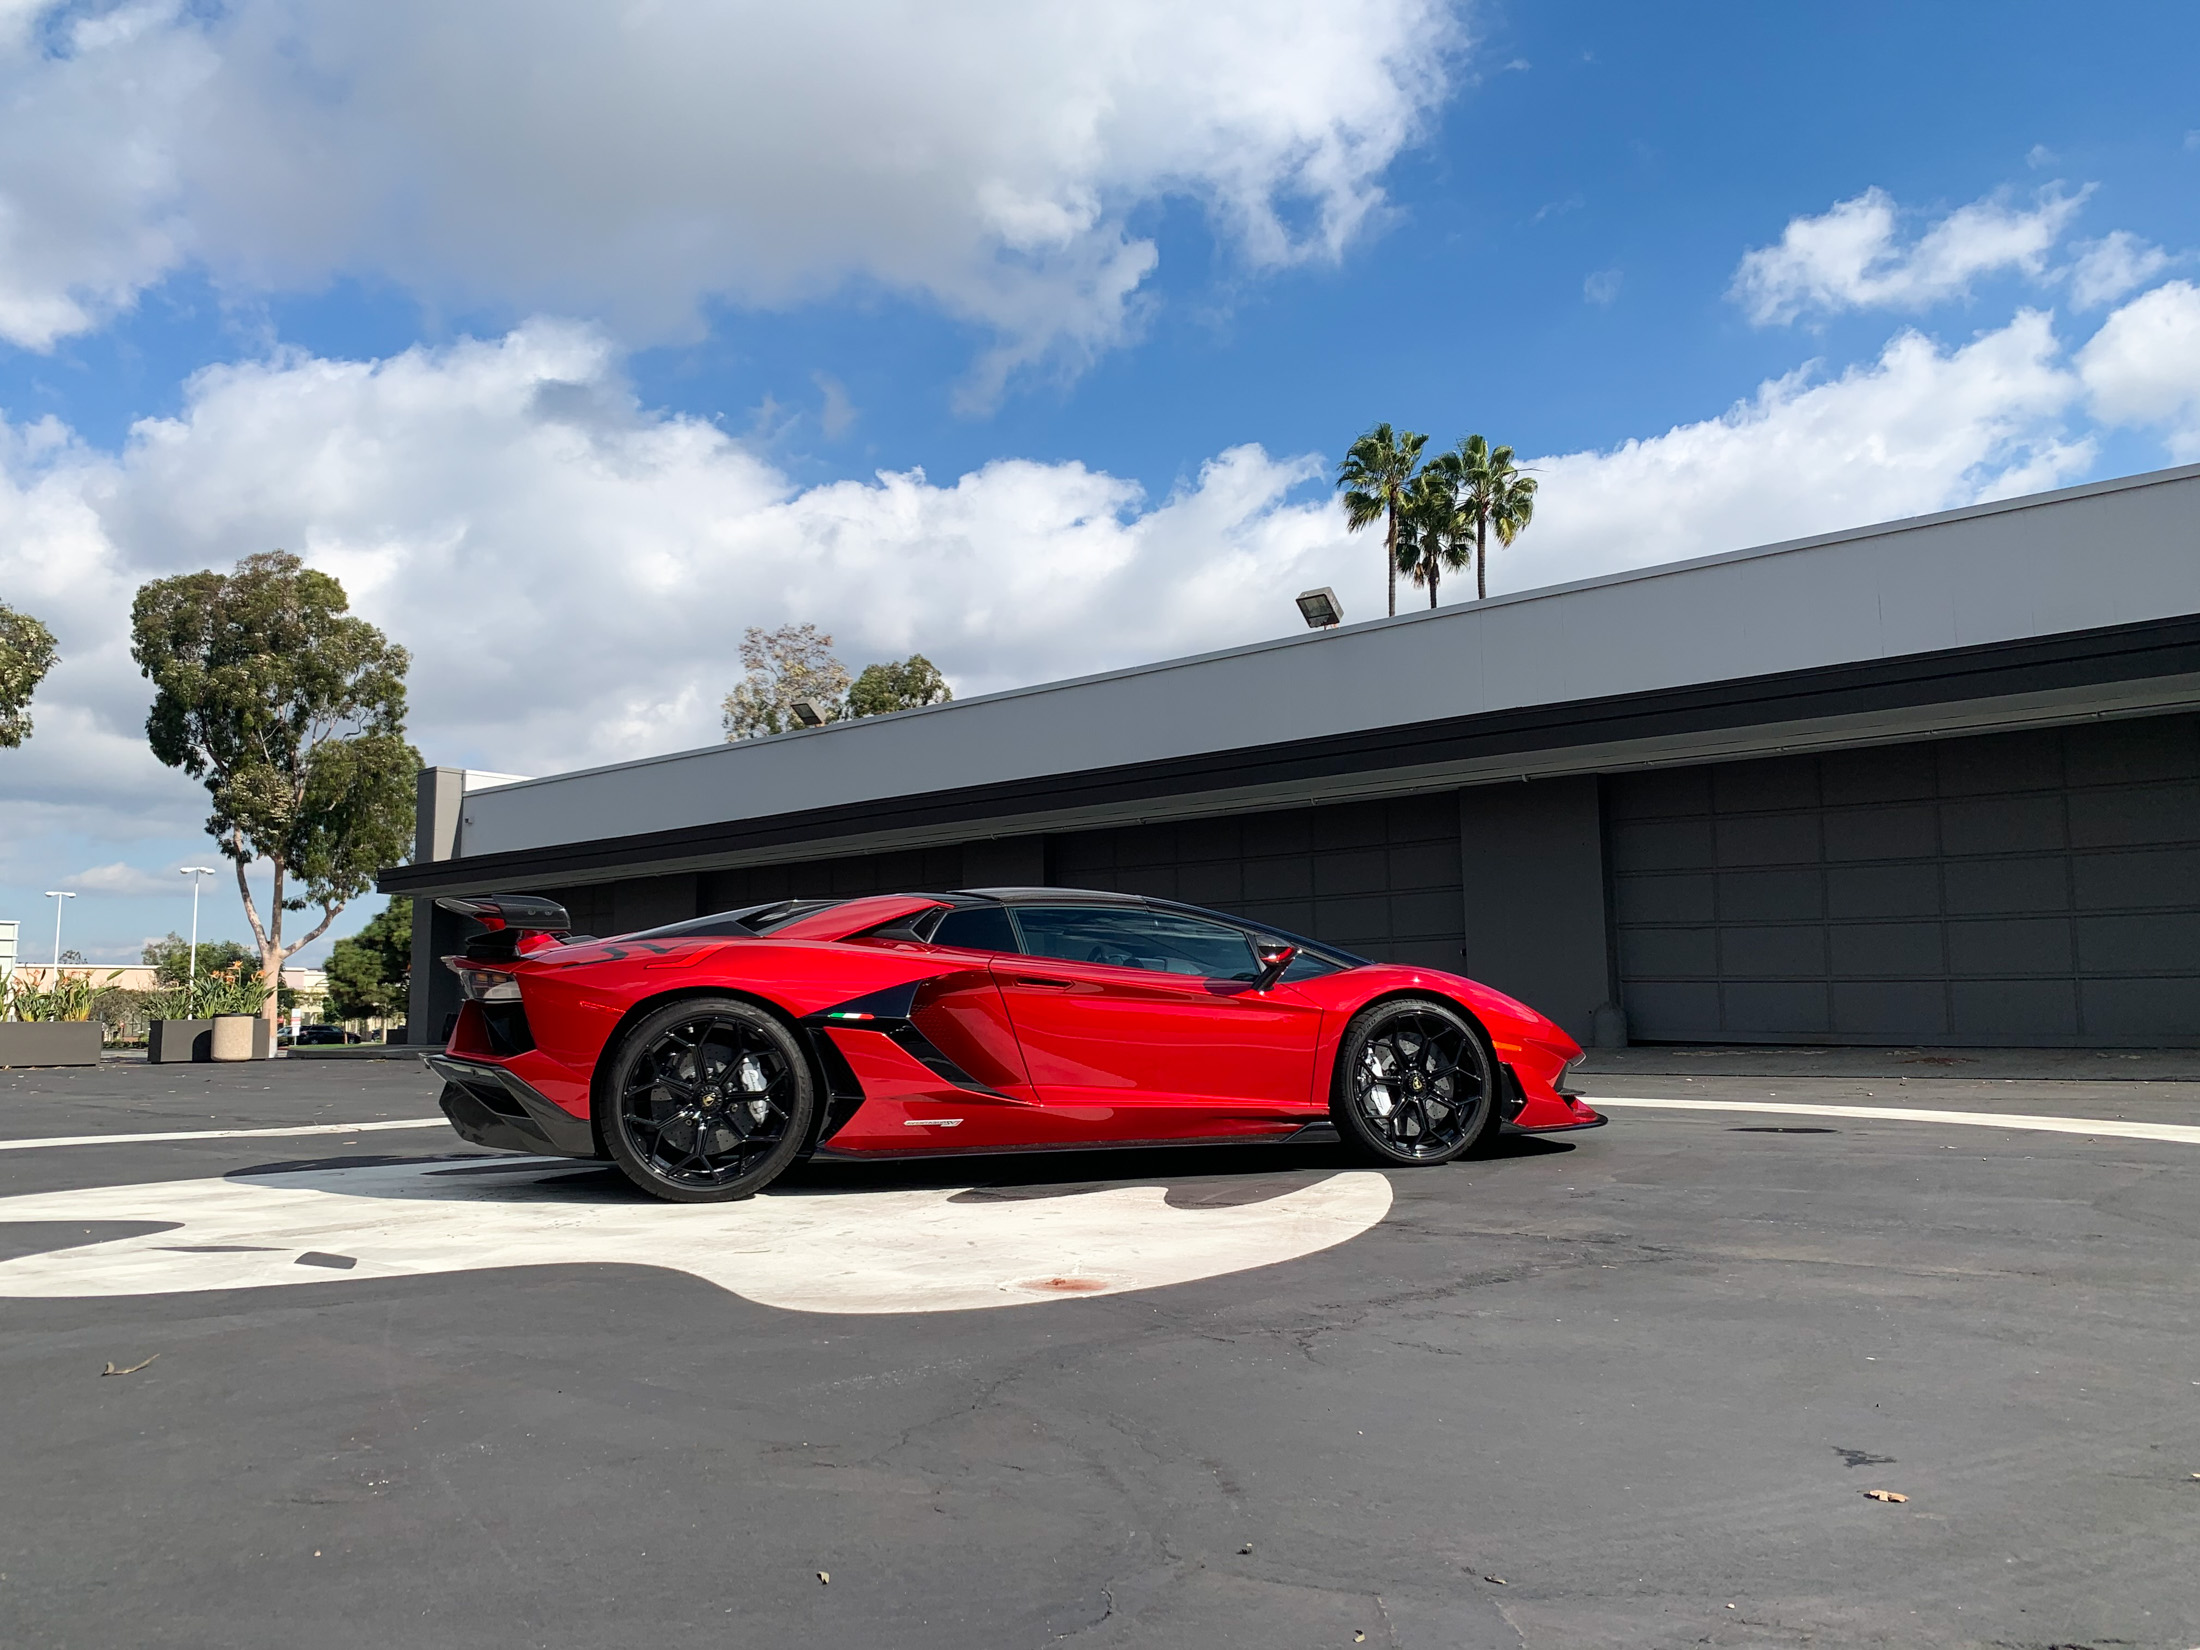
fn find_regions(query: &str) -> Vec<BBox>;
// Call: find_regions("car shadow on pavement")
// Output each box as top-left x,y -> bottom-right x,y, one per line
777,1130 -> 1577,1198
208,1131 -> 1578,1208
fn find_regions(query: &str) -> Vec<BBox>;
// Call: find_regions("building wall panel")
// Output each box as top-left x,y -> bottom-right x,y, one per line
1610,712 -> 2200,1045
1051,795 -> 1467,975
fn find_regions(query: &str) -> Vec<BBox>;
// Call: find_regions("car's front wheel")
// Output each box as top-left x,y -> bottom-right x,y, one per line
1331,997 -> 1497,1165
602,996 -> 815,1202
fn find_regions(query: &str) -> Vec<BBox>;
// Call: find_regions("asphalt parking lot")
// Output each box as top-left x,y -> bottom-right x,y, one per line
1,1057 -> 2196,1650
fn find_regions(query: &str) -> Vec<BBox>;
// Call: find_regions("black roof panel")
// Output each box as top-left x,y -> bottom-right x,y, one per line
953,886 -> 1146,905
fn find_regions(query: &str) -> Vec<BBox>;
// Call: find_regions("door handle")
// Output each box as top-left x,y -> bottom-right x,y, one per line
1012,977 -> 1072,990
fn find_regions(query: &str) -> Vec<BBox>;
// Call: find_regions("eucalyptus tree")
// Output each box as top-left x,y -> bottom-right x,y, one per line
722,623 -> 851,737
130,552 -> 419,1028
1456,434 -> 1539,600
1396,456 -> 1472,608
0,602 -> 58,748
1336,423 -> 1429,618
847,654 -> 953,718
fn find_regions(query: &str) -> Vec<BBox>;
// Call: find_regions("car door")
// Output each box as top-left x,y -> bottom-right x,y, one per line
990,904 -> 1325,1141
906,903 -> 1039,1106
822,902 -> 1095,1152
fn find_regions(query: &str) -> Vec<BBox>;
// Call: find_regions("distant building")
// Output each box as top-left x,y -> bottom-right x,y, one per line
386,465 -> 2200,1050
6,963 -> 328,1000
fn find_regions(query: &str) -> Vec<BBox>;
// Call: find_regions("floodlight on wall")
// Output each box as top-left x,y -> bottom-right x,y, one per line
1296,587 -> 1343,629
788,698 -> 826,728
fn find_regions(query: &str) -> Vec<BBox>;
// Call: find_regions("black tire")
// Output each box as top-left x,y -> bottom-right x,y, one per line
601,996 -> 815,1202
1330,997 -> 1497,1165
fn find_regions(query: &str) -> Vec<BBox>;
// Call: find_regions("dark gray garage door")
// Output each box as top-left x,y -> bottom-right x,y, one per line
1609,714 -> 2200,1046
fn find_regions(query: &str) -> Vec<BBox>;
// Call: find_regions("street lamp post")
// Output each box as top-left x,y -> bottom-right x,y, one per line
181,867 -> 219,1013
42,891 -> 75,971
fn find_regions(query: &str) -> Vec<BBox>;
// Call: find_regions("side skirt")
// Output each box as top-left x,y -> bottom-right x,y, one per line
812,1123 -> 1334,1163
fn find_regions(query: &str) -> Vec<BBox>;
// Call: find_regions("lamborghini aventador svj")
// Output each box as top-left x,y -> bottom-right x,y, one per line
426,887 -> 1604,1202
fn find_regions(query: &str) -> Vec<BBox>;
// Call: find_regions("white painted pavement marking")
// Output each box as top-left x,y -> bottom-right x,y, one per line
0,1158 -> 1394,1312
1591,1095 -> 2200,1145
0,1118 -> 450,1153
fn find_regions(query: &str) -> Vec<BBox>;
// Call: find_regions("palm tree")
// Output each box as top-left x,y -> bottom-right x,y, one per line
1455,434 -> 1538,600
1396,456 -> 1471,608
1336,423 -> 1429,618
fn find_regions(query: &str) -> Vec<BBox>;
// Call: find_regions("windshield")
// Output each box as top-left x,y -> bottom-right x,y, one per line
1144,900 -> 1367,975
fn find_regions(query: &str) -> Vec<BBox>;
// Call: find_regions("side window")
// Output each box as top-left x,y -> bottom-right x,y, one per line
928,905 -> 1019,954
1011,907 -> 1259,980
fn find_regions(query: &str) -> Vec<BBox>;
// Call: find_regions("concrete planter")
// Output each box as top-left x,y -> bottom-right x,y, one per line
148,1019 -> 213,1064
0,1022 -> 104,1067
210,1015 -> 271,1061
151,1017 -> 273,1062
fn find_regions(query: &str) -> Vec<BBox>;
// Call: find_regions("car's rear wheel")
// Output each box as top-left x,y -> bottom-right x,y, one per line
602,996 -> 815,1202
1331,997 -> 1496,1165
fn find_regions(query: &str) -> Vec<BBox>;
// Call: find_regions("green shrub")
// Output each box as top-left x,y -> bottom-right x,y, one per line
198,964 -> 271,1017
145,962 -> 270,1020
4,969 -> 119,1023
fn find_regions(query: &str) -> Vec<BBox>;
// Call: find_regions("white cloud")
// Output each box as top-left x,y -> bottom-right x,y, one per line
1582,268 -> 1622,306
0,0 -> 1460,397
0,409 -> 205,848
0,323 -> 1369,819
0,298 -> 2135,873
63,862 -> 187,896
2068,232 -> 2175,309
1730,184 -> 2088,325
1501,311 -> 2090,589
0,2 -> 213,348
26,259 -> 2200,940
2076,279 -> 2200,458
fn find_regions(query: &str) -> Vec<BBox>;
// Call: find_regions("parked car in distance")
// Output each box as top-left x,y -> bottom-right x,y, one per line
292,1024 -> 363,1046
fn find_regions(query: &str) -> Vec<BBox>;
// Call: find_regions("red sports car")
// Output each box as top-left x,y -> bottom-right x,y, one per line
426,887 -> 1604,1202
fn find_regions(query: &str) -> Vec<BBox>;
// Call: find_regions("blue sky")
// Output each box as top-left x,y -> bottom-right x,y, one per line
14,2 -> 2197,488
2,0 -> 2197,969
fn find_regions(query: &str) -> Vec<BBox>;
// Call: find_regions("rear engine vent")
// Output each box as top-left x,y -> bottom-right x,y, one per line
477,1001 -> 535,1057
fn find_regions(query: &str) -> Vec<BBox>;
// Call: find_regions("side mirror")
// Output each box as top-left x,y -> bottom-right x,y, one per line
1251,939 -> 1297,992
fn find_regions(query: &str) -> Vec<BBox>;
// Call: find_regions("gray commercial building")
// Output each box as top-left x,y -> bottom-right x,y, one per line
385,463 -> 2200,1050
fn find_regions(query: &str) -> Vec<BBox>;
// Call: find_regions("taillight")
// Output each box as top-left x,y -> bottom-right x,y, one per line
444,957 -> 522,1002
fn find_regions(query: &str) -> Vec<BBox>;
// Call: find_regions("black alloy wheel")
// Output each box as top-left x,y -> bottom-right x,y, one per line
1331,997 -> 1496,1165
602,996 -> 815,1202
